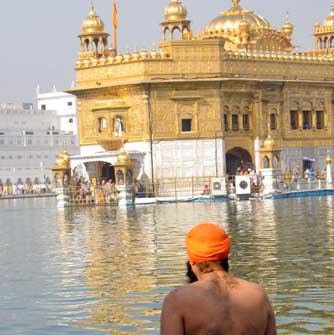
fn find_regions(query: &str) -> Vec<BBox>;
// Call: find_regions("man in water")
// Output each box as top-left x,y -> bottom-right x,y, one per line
160,223 -> 276,335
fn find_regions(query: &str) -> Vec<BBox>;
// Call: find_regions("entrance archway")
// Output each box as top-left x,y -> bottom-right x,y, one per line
226,147 -> 253,175
102,163 -> 115,182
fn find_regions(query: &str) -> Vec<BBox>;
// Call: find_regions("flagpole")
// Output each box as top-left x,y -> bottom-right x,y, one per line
113,0 -> 118,55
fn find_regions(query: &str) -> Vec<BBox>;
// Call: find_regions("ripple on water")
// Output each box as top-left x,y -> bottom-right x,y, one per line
0,197 -> 333,334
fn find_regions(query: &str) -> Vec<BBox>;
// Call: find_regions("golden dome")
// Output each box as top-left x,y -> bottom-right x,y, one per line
203,0 -> 271,38
264,134 -> 275,149
116,150 -> 131,165
59,151 -> 70,168
282,15 -> 294,38
53,144 -> 71,169
324,14 -> 334,27
82,2 -> 105,34
164,0 -> 187,21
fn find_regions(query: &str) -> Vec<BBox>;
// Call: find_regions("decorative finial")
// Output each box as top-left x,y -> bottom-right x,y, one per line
331,0 -> 334,16
232,0 -> 241,7
90,0 -> 95,13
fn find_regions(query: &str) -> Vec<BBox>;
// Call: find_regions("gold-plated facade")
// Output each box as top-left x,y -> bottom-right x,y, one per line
69,0 -> 334,176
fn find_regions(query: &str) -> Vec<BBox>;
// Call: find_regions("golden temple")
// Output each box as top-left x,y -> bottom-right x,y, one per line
68,0 -> 334,182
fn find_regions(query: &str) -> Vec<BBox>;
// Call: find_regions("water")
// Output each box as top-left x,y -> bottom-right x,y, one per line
0,197 -> 333,335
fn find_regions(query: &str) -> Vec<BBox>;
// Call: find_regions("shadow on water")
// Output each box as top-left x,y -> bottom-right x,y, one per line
0,197 -> 333,334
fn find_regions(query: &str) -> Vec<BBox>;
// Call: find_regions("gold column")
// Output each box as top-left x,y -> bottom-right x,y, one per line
229,112 -> 233,131
298,110 -> 303,129
324,110 -> 328,128
239,113 -> 243,131
311,110 -> 317,129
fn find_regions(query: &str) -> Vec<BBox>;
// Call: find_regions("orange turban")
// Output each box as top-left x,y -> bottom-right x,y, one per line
185,223 -> 231,263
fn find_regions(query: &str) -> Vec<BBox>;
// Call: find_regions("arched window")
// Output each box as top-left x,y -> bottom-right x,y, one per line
93,38 -> 99,52
243,114 -> 249,130
223,106 -> 229,131
263,156 -> 270,169
114,116 -> 124,136
318,38 -> 323,49
232,106 -> 240,131
102,38 -> 108,50
164,27 -> 170,40
330,36 -> 334,48
273,155 -> 279,169
98,117 -> 108,133
69,118 -> 73,124
117,170 -> 124,185
126,170 -> 133,186
270,113 -> 277,130
324,37 -> 328,49
84,39 -> 90,52
172,27 -> 181,40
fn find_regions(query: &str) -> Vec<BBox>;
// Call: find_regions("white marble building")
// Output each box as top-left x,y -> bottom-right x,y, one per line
36,85 -> 78,135
0,103 -> 79,184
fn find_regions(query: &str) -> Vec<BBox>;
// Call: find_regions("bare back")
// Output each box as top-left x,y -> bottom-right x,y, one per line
161,272 -> 276,335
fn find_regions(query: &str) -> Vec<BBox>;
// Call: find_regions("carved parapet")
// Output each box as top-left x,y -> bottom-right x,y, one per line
224,49 -> 334,64
76,47 -> 169,69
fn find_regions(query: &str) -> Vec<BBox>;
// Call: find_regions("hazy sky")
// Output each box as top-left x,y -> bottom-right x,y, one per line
0,0 -> 331,102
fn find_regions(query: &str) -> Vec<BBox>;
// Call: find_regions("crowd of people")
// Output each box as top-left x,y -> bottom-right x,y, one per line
0,180 -> 52,197
70,178 -> 120,204
283,166 -> 327,183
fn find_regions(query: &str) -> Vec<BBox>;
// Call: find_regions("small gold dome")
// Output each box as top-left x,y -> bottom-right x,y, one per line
282,16 -> 294,38
314,21 -> 321,32
54,144 -> 71,169
82,2 -> 105,34
117,150 -> 130,165
55,157 -> 65,168
324,15 -> 334,27
164,0 -> 187,21
59,152 -> 70,168
264,134 -> 275,149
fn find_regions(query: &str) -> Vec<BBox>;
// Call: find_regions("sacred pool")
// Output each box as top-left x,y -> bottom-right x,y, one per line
0,197 -> 333,335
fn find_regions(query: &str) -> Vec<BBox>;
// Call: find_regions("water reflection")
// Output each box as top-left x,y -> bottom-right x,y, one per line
0,197 -> 333,334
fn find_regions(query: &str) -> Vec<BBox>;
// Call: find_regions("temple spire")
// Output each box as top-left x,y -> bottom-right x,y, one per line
90,0 -> 95,13
232,0 -> 241,7
331,0 -> 334,16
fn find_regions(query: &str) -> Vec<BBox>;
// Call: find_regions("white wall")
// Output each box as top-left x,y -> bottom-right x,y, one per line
37,89 -> 78,135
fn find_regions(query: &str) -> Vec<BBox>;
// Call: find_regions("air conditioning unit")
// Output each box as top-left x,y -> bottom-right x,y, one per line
211,177 -> 227,196
235,176 -> 251,195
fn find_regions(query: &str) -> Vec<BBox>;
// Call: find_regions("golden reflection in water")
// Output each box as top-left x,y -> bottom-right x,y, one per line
82,206 -> 159,333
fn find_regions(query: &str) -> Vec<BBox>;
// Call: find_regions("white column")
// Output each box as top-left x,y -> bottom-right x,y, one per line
222,139 -> 226,176
326,160 -> 332,184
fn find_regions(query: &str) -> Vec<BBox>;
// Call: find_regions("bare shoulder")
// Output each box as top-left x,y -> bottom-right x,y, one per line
233,277 -> 271,304
163,283 -> 196,301
237,277 -> 268,293
162,282 -> 204,310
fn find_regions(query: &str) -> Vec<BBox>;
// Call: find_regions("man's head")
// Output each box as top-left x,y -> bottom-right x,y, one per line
185,223 -> 231,282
